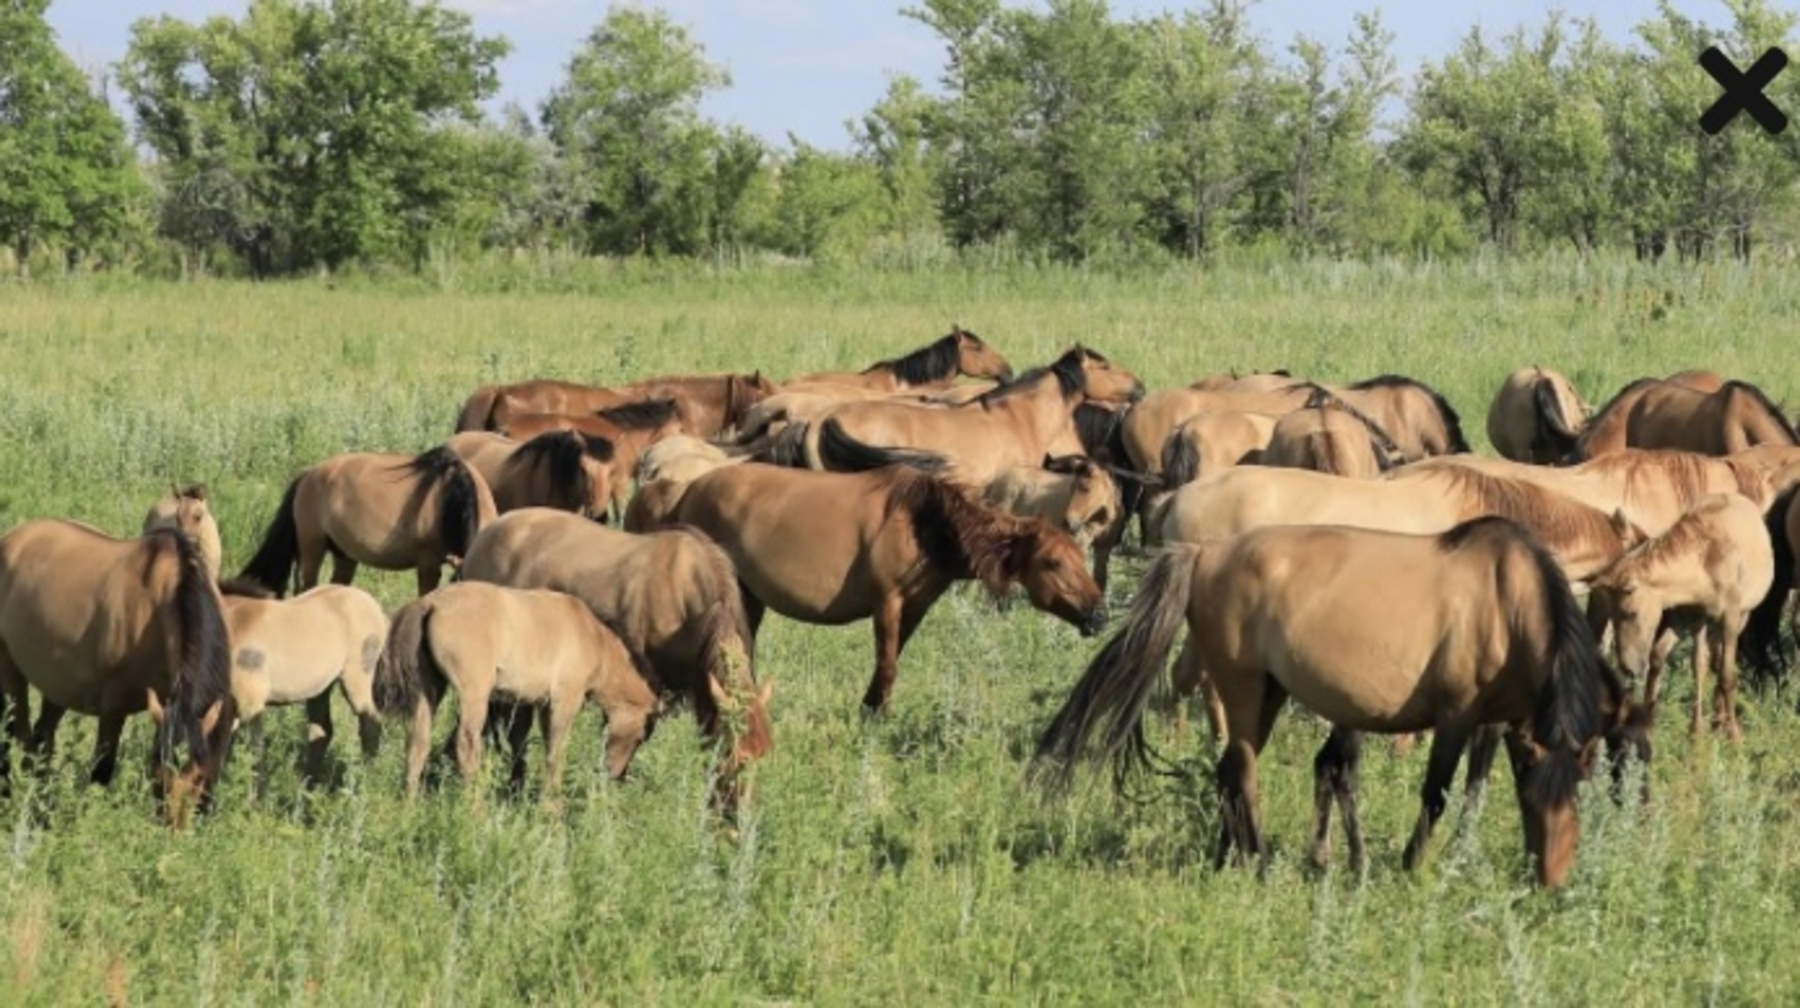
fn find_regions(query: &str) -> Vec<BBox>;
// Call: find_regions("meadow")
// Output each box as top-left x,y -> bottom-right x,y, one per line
3,253 -> 1800,1004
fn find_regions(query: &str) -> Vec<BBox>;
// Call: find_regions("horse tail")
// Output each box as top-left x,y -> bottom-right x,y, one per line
374,598 -> 445,718
152,529 -> 234,769
1532,377 -> 1581,459
239,475 -> 302,597
1031,542 -> 1199,794
455,385 -> 501,432
753,421 -> 811,468
817,417 -> 948,474
1741,484 -> 1798,683
1159,429 -> 1200,488
408,447 -> 486,561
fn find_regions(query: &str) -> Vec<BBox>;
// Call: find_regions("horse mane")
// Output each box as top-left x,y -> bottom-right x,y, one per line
974,346 -> 1101,406
1422,466 -> 1615,554
597,398 -> 681,431
506,430 -> 593,511
655,525 -> 769,757
1723,380 -> 1800,443
1073,402 -> 1126,460
869,332 -> 963,386
1578,449 -> 1742,506
1296,384 -> 1404,457
148,528 -> 234,768
404,447 -> 483,559
1601,495 -> 1732,586
879,467 -> 1044,591
580,432 -> 617,462
217,576 -> 276,599
1347,374 -> 1470,453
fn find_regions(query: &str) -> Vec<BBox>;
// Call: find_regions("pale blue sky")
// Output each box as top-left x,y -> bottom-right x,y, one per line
50,0 -> 1734,150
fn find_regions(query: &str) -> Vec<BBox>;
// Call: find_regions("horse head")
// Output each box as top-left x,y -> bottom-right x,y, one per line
951,325 -> 1014,383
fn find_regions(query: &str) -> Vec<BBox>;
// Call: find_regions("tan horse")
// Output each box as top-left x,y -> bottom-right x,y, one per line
1263,402 -> 1397,478
1032,516 -> 1645,889
375,582 -> 662,799
783,327 -> 1014,392
457,372 -> 775,439
1134,411 -> 1280,547
142,484 -> 223,581
804,346 -> 1145,488
445,430 -> 614,519
212,581 -> 388,782
1486,366 -> 1589,464
1307,376 -> 1471,460
642,464 -> 1105,713
1389,450 -> 1770,537
0,508 -> 234,824
240,447 -> 498,597
1189,370 -> 1303,392
1160,465 -> 1642,586
1589,494 -> 1774,741
459,510 -> 773,812
497,399 -> 687,517
1120,387 -> 1311,475
1576,378 -> 1797,459
982,454 -> 1125,589
636,434 -> 751,485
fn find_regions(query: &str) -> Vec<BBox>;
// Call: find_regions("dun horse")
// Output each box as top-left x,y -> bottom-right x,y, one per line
982,455 -> 1125,589
1032,516 -> 1645,889
638,464 -> 1105,713
1575,377 -> 1797,459
1589,493 -> 1774,741
1263,398 -> 1397,478
1487,366 -> 1589,464
0,495 -> 235,825
459,510 -> 773,811
497,399 -> 687,517
457,372 -> 775,439
636,434 -> 750,486
376,582 -> 662,798
240,447 -> 498,597
783,327 -> 1013,393
446,430 -> 615,519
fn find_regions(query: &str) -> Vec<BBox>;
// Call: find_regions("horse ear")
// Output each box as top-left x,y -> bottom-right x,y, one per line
145,689 -> 166,725
199,699 -> 225,738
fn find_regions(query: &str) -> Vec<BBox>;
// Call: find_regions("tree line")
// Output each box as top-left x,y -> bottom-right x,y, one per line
4,0 -> 1800,277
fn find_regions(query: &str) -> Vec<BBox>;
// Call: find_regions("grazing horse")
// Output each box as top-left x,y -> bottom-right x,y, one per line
457,372 -> 775,439
459,510 -> 773,812
1263,400 -> 1397,478
212,581 -> 389,782
0,507 -> 235,825
641,464 -> 1105,713
497,399 -> 687,517
1487,366 -> 1589,464
1575,378 -> 1797,459
445,430 -> 615,519
783,327 -> 1014,393
805,346 -> 1145,488
375,582 -> 662,799
1160,464 -> 1642,587
1589,494 -> 1774,740
1032,516 -> 1645,889
982,454 -> 1126,590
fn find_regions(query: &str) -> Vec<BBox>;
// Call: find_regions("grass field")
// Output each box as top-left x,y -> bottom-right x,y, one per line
3,254 -> 1800,1004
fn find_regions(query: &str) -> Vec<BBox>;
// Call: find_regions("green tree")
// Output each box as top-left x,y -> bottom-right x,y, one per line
851,74 -> 941,243
0,0 -> 144,274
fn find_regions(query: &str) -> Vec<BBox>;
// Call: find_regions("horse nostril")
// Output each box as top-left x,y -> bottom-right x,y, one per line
1081,607 -> 1107,636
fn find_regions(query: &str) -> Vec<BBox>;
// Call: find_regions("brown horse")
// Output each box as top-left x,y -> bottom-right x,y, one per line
457,372 -> 776,439
0,507 -> 235,825
1576,377 -> 1797,459
641,464 -> 1104,713
1589,494 -> 1774,741
804,346 -> 1145,488
213,581 -> 389,782
459,509 -> 773,812
496,399 -> 687,517
376,582 -> 662,799
1032,516 -> 1644,889
1487,366 -> 1589,464
239,447 -> 498,598
1263,401 -> 1397,478
445,430 -> 614,519
1189,370 -> 1302,393
782,327 -> 1014,392
982,454 -> 1126,590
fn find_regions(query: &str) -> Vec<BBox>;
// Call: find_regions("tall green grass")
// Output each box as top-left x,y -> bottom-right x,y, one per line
2,254 -> 1799,1004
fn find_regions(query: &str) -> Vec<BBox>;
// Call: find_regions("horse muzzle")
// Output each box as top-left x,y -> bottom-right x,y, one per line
1080,606 -> 1107,637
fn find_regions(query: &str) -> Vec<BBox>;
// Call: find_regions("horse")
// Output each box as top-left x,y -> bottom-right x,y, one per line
0,502 -> 235,826
1136,411 -> 1280,547
1589,494 -> 1774,741
1486,366 -> 1589,464
1263,400 -> 1397,478
1120,387 -> 1311,476
804,346 -> 1145,489
459,509 -> 773,813
1189,370 -> 1302,392
1308,375 -> 1471,461
981,454 -> 1126,589
639,464 -> 1105,713
496,399 -> 687,517
375,582 -> 662,799
636,434 -> 751,486
782,327 -> 1014,393
1031,516 -> 1646,889
1575,378 -> 1797,459
445,430 -> 614,519
1387,450 -> 1771,538
457,372 -> 775,439
1159,464 -> 1643,588
142,484 -> 223,581
211,580 -> 389,782
1743,484 -> 1800,682
240,447 -> 498,598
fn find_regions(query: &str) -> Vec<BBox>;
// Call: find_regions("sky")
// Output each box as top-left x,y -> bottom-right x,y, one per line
49,0 -> 1736,151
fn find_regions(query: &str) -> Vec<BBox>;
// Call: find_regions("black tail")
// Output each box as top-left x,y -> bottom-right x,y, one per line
1160,428 -> 1201,489
406,447 -> 486,560
239,476 -> 302,597
1742,485 -> 1797,684
752,421 -> 810,468
374,598 -> 445,718
1031,543 -> 1198,794
154,529 -> 236,770
818,417 -> 947,474
1532,377 -> 1581,461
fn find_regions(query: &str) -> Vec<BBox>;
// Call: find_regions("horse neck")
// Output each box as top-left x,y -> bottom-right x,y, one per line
987,375 -> 1078,447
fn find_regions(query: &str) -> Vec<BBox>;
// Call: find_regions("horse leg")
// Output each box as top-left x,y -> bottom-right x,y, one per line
403,693 -> 436,799
1644,626 -> 1677,709
1401,724 -> 1473,872
301,692 -> 333,786
338,675 -> 383,760
415,562 -> 441,597
327,553 -> 359,589
739,583 -> 766,639
453,687 -> 491,785
88,707 -> 126,787
28,700 -> 67,770
1212,674 -> 1286,872
500,702 -> 533,796
1715,615 -> 1745,742
1690,625 -> 1711,738
0,642 -> 22,780
1462,724 -> 1504,807
862,594 -> 907,715
1309,727 -> 1365,872
541,699 -> 583,799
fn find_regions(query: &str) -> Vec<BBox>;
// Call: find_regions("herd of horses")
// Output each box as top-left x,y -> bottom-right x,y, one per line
4,327 -> 1800,891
